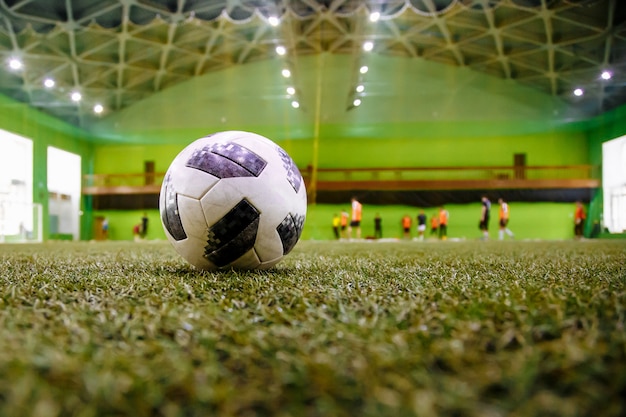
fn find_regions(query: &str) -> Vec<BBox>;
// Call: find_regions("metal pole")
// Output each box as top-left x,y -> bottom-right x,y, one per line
309,53 -> 324,205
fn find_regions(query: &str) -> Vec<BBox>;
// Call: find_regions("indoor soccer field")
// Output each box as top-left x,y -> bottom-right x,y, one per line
1,0 -> 626,416
1,239 -> 624,416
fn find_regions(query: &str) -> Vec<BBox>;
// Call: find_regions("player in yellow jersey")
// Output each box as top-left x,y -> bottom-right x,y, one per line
332,213 -> 341,240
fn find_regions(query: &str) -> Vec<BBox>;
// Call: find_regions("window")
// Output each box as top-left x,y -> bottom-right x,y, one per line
0,129 -> 33,240
48,147 -> 81,240
602,135 -> 626,233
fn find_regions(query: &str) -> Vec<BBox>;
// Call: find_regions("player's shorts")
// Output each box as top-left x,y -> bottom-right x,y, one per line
341,225 -> 347,231
499,219 -> 509,228
350,220 -> 361,227
403,227 -> 410,233
479,219 -> 489,230
417,224 -> 426,232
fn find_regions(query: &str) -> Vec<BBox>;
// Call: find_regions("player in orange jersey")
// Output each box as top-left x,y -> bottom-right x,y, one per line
438,206 -> 449,240
498,198 -> 515,240
348,197 -> 362,240
574,201 -> 586,239
401,214 -> 412,239
430,212 -> 439,237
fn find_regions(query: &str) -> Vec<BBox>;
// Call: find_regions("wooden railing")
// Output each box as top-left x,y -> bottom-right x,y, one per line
302,164 -> 601,191
82,164 -> 600,195
83,172 -> 166,195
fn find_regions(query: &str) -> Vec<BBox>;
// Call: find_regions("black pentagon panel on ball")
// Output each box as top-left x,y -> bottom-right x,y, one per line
276,147 -> 303,193
186,142 -> 267,178
276,213 -> 305,255
204,199 -> 260,267
161,174 -> 187,241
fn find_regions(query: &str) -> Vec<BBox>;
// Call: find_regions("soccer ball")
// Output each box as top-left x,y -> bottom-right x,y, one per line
159,131 -> 307,270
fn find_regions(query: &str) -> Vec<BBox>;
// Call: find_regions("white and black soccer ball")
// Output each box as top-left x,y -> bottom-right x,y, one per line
159,131 -> 307,270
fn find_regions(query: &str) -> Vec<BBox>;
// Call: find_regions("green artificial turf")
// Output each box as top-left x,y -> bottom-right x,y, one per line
0,240 -> 625,417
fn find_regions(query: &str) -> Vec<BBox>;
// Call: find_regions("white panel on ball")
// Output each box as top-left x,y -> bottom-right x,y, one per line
231,249 -> 262,270
176,195 -> 208,239
172,166 -> 220,200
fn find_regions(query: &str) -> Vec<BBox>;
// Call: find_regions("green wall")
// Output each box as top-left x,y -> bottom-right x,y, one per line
93,144 -> 184,176
289,130 -> 589,169
94,209 -> 161,241
90,128 -> 589,181
0,95 -> 95,240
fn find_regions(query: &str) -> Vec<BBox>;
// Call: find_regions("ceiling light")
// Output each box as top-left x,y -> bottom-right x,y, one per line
93,104 -> 104,114
43,78 -> 55,88
282,69 -> 291,78
286,86 -> 295,95
71,92 -> 82,102
601,70 -> 612,80
291,101 -> 299,109
359,66 -> 368,74
356,85 -> 364,93
353,99 -> 362,107
276,45 -> 286,56
363,41 -> 374,52
268,16 -> 279,26
573,88 -> 584,97
8,58 -> 22,70
369,12 -> 380,22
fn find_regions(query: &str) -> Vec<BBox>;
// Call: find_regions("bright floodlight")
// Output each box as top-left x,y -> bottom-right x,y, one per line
286,86 -> 295,95
574,88 -> 584,97
71,92 -> 82,102
8,58 -> 22,70
291,101 -> 300,108
356,84 -> 365,93
44,78 -> 55,88
359,65 -> 368,74
363,41 -> 374,52
353,99 -> 362,107
281,69 -> 291,78
93,104 -> 104,114
268,16 -> 280,26
601,70 -> 612,80
276,45 -> 286,56
369,12 -> 380,22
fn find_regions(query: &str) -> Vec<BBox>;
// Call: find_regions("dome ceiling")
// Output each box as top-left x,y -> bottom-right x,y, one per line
0,0 -> 624,127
